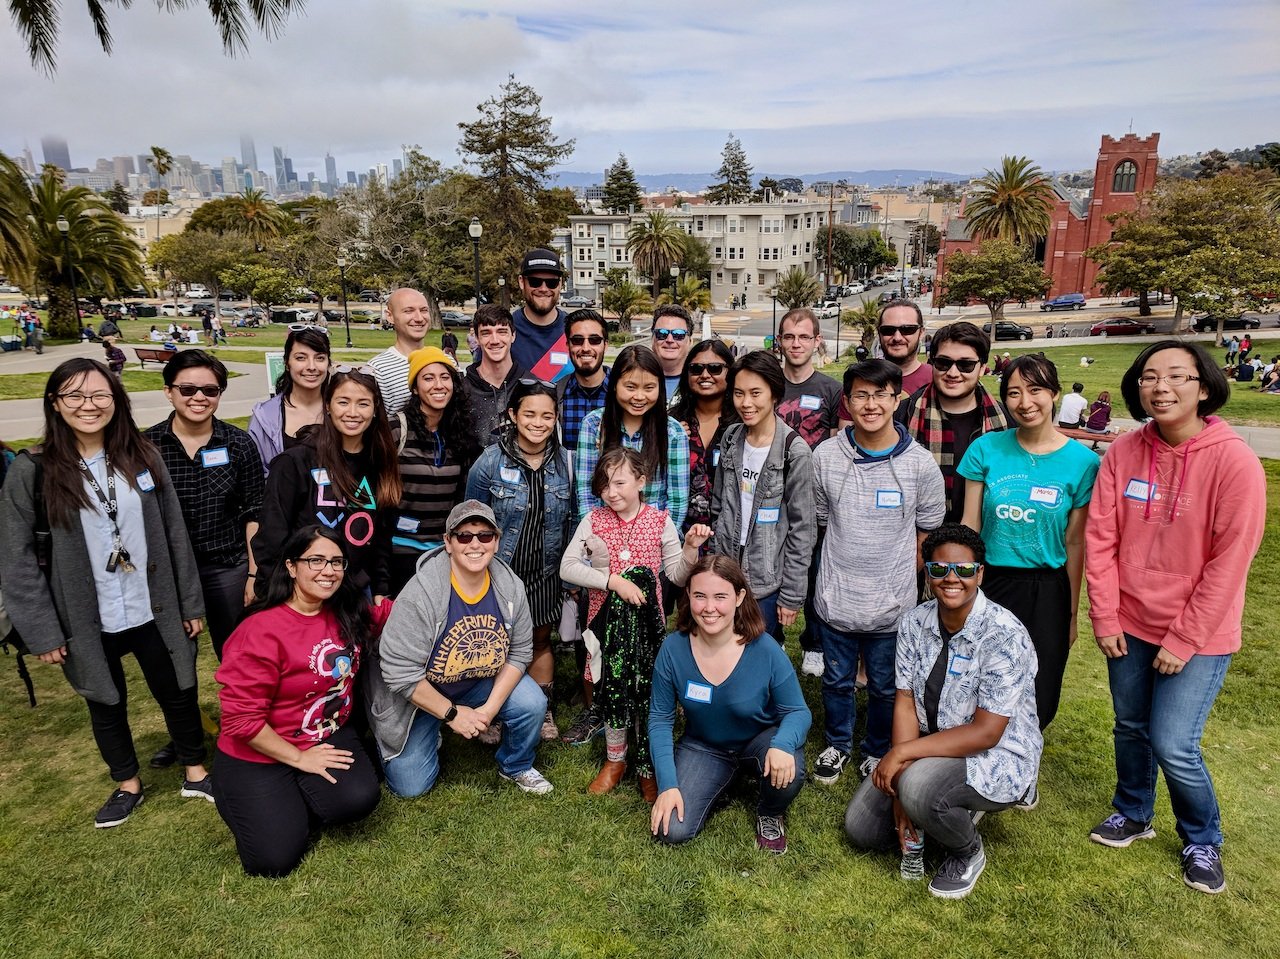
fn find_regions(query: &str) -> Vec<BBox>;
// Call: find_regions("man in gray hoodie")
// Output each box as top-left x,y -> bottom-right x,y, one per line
810,359 -> 945,787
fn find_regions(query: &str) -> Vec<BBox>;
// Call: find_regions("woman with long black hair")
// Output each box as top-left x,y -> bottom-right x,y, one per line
252,366 -> 402,602
0,358 -> 212,828
248,326 -> 330,472
669,339 -> 736,532
213,526 -> 389,877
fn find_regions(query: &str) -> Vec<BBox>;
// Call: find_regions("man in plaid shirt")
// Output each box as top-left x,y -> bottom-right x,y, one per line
557,309 -> 611,454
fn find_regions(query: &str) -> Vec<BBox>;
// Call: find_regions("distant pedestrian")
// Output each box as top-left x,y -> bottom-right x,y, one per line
1226,336 -> 1239,364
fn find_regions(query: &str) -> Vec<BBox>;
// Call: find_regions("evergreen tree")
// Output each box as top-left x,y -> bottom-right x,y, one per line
103,181 -> 130,214
705,134 -> 754,205
602,153 -> 643,214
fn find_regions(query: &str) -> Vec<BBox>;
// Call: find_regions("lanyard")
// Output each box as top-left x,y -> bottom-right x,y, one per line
78,455 -> 135,573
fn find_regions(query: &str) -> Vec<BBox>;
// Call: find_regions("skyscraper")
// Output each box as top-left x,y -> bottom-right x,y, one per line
41,136 -> 71,170
273,147 -> 287,190
221,157 -> 239,195
112,156 -> 136,184
392,158 -> 403,179
325,153 -> 337,187
240,135 -> 258,175
283,157 -> 296,189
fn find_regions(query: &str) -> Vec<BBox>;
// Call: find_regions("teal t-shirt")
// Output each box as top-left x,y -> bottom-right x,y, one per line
957,430 -> 1099,569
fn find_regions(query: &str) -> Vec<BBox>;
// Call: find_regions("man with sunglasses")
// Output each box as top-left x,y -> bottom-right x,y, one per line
650,305 -> 694,400
557,309 -> 611,452
898,322 -> 1011,524
512,248 -> 572,385
144,350 -> 265,767
370,288 -> 431,415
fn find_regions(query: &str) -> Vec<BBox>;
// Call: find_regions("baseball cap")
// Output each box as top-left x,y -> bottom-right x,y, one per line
445,500 -> 498,536
520,248 -> 564,276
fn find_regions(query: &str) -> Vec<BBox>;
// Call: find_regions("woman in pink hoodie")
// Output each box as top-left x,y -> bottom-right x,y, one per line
1085,341 -> 1265,896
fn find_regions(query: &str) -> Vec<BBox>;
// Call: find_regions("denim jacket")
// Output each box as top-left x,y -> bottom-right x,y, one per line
464,438 -> 573,575
710,416 -> 815,609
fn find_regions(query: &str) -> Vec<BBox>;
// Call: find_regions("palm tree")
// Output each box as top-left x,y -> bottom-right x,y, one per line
230,187 -> 289,247
27,169 -> 145,337
770,265 -> 823,310
0,151 -> 35,288
603,279 -> 654,330
148,146 -> 173,241
656,274 -> 713,313
627,211 -> 686,298
963,156 -> 1055,246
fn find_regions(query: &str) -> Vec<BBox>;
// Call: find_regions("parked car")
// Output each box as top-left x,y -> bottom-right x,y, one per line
358,290 -> 385,302
160,303 -> 194,317
440,309 -> 471,328
1090,317 -> 1156,336
270,307 -> 318,325
982,320 -> 1034,341
0,284 -> 21,294
1191,313 -> 1263,332
219,307 -> 244,320
219,290 -> 244,301
1041,293 -> 1087,311
184,285 -> 212,299
560,293 -> 596,309
1120,291 -> 1170,307
877,291 -> 903,305
813,300 -> 841,319
843,282 -> 866,295
130,303 -> 158,318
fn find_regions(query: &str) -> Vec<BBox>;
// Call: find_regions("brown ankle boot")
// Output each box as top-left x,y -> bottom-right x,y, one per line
638,774 -> 658,805
588,760 -> 627,794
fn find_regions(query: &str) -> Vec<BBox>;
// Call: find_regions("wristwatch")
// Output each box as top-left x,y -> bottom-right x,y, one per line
442,703 -> 458,723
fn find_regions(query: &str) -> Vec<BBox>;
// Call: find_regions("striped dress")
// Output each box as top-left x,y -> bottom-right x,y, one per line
507,458 -> 560,629
388,420 -> 465,594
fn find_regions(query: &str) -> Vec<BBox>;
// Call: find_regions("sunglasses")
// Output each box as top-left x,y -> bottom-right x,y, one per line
569,334 -> 605,346
924,561 -> 983,580
172,384 -> 225,398
518,377 -> 554,389
334,364 -> 374,375
879,324 -> 921,337
689,362 -> 726,376
525,276 -> 561,290
654,328 -> 689,341
451,530 -> 498,544
932,356 -> 980,374
288,323 -> 330,334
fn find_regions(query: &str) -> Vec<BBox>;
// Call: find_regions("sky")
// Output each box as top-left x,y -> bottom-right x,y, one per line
4,0 -> 1279,182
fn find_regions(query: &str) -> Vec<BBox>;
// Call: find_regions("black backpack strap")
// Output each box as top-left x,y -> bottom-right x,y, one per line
780,428 -> 800,488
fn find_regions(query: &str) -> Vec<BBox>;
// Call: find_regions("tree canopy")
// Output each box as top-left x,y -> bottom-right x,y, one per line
940,239 -> 1051,322
770,265 -> 823,310
963,155 -> 1054,246
603,153 -> 643,214
705,134 -> 753,205
813,226 -> 896,283
627,211 -> 687,298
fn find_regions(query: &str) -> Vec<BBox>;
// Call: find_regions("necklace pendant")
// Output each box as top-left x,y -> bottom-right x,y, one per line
619,549 -> 631,562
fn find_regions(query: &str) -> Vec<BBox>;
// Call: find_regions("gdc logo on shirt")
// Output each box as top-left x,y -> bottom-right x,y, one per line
995,504 -> 1038,523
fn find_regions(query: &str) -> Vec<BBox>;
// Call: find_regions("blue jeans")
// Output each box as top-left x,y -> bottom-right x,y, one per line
382,674 -> 546,798
814,619 -> 896,760
654,726 -> 805,845
1108,634 -> 1230,846
756,591 -> 779,640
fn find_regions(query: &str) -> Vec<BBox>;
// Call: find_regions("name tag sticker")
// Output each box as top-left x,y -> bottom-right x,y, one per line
550,351 -> 570,366
200,446 -> 230,468
1124,478 -> 1154,502
137,470 -> 155,492
711,449 -> 721,467
396,515 -> 420,533
685,681 -> 713,703
500,466 -> 521,484
948,652 -> 972,677
876,489 -> 903,509
756,507 -> 780,524
311,468 -> 330,486
799,394 -> 822,411
1029,485 -> 1060,506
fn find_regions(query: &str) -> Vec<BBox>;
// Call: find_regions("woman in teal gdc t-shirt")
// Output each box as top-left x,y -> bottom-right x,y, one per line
959,355 -> 1099,732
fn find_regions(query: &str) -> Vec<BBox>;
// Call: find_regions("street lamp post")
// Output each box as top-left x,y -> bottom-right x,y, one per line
56,215 -> 80,331
670,265 -> 679,302
336,253 -> 352,348
770,292 -> 778,345
468,217 -> 482,311
497,275 -> 506,310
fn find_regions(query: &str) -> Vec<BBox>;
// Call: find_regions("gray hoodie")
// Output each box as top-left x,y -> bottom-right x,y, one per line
812,423 -> 945,633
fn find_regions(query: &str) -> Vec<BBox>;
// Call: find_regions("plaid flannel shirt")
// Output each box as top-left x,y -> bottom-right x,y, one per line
559,368 -> 610,452
574,407 -> 689,529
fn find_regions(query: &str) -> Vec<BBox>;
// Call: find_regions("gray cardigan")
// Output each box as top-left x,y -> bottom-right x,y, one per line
0,453 -> 205,705
366,547 -> 532,762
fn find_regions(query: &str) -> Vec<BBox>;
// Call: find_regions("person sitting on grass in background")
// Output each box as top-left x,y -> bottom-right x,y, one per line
1084,390 -> 1113,433
1057,382 -> 1089,429
102,336 -> 126,376
213,526 -> 388,878
844,523 -> 1042,900
649,555 -> 811,854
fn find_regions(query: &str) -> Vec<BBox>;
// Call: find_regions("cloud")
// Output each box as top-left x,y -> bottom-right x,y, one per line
3,0 -> 1277,179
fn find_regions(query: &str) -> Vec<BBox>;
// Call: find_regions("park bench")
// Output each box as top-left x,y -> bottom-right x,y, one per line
1056,425 -> 1124,452
134,347 -> 177,369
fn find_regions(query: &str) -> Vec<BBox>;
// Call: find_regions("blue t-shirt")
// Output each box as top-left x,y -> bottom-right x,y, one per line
647,631 -> 811,794
511,307 -> 571,383
957,430 -> 1099,569
426,575 -> 510,699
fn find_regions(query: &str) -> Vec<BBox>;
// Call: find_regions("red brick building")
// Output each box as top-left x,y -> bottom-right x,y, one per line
935,132 -> 1161,302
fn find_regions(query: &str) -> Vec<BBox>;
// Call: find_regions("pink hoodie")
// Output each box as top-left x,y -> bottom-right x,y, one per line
1086,417 -> 1266,661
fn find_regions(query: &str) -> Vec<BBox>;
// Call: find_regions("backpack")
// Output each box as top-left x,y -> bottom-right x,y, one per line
0,453 -> 50,707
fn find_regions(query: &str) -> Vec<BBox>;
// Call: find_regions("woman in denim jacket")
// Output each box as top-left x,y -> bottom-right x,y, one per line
465,379 -> 573,740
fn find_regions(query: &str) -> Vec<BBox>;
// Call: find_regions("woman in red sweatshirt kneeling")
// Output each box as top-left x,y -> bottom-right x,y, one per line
213,526 -> 391,877
1085,341 -> 1265,896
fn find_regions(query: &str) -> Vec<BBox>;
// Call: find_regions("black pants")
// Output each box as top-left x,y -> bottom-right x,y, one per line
84,621 -> 207,781
200,560 -> 249,660
212,725 -> 380,878
981,565 -> 1071,730
787,541 -> 823,653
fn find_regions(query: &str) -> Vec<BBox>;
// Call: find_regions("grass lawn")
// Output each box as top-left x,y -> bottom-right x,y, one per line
0,368 -> 242,401
0,467 -> 1276,958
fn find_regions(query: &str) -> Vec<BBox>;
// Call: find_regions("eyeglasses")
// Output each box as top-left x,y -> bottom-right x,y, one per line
1138,373 -> 1200,388
779,333 -> 815,343
525,276 -> 561,290
689,362 -> 727,376
288,323 -> 329,334
879,324 -> 921,338
518,377 -> 554,389
568,334 -> 605,346
172,384 -> 224,398
848,390 -> 896,405
932,356 -> 980,374
451,530 -> 498,544
334,364 -> 374,376
296,555 -> 348,571
57,391 -> 115,408
924,561 -> 983,580
653,328 -> 689,341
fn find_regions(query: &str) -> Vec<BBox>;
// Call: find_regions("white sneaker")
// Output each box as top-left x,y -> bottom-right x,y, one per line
801,651 -> 825,677
858,755 -> 881,779
499,767 -> 554,795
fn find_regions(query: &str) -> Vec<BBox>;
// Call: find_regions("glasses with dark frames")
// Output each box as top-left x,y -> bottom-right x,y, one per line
451,530 -> 498,544
296,555 -> 348,571
568,334 -> 605,346
333,364 -> 375,375
653,328 -> 689,341
172,384 -> 225,398
689,362 -> 727,376
932,356 -> 980,374
524,276 -> 561,289
57,390 -> 114,408
924,561 -> 982,580
879,324 -> 921,337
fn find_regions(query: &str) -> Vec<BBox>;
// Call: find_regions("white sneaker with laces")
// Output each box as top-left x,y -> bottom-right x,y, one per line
801,651 -> 825,677
500,767 -> 554,795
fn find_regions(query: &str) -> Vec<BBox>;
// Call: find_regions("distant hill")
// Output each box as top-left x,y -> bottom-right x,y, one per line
551,169 -> 970,193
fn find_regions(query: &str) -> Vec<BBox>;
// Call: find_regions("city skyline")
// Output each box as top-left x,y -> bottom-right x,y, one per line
4,1 -> 1278,179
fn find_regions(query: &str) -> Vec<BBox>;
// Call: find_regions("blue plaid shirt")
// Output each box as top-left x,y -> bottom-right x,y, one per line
574,407 -> 689,530
559,368 -> 610,452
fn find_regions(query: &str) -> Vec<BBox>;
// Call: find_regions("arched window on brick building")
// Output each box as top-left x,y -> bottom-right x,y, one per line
1112,160 -> 1138,193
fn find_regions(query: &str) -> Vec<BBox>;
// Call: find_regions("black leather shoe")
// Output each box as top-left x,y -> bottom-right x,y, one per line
148,741 -> 178,769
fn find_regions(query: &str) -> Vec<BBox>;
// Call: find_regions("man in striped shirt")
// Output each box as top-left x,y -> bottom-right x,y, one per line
370,289 -> 430,414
